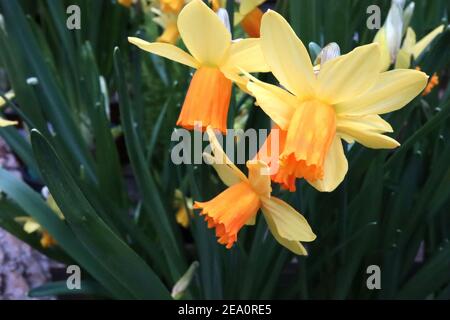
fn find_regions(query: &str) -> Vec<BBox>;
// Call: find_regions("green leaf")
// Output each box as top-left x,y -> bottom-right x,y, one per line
30,129 -> 171,300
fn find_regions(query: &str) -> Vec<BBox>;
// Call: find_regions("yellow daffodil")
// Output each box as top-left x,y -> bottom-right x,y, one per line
193,127 -> 316,255
374,0 -> 445,70
174,189 -> 193,228
14,217 -> 57,248
235,0 -> 266,38
14,188 -> 64,248
246,11 -> 427,192
129,0 -> 268,133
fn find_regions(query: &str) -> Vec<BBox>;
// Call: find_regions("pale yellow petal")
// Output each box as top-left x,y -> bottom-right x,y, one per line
246,74 -> 297,130
260,196 -> 316,242
401,27 -> 417,53
336,118 -> 400,149
260,10 -> 316,98
307,135 -> 348,192
0,118 -> 17,127
373,27 -> 392,72
204,127 -> 248,186
222,38 -> 270,73
246,160 -> 271,198
412,25 -> 445,59
317,43 -> 381,104
263,211 -> 308,255
239,0 -> 266,16
128,37 -> 199,68
335,69 -> 428,115
0,91 -> 15,108
177,0 -> 231,66
395,48 -> 411,69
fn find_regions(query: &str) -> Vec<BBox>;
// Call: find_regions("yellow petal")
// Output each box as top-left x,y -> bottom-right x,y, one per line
336,118 -> 400,149
261,196 -> 316,242
177,0 -> 231,66
317,43 -> 381,104
246,74 -> 297,130
263,211 -> 308,255
128,37 -> 199,68
0,118 -> 17,127
222,38 -> 270,73
335,69 -> 428,115
395,28 -> 416,69
246,160 -> 271,198
373,27 -> 392,72
260,10 -> 316,98
23,220 -> 41,234
373,27 -> 391,71
401,27 -> 417,53
395,48 -> 411,69
239,0 -> 266,16
0,91 -> 15,108
204,127 -> 248,186
412,25 -> 445,59
307,135 -> 348,192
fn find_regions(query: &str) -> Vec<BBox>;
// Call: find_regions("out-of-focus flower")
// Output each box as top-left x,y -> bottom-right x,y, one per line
247,11 -> 427,192
118,0 -> 137,8
193,127 -> 316,255
129,0 -> 268,133
148,0 -> 188,44
14,188 -> 64,248
0,90 -> 18,127
374,0 -> 445,70
174,189 -> 193,228
235,0 -> 266,37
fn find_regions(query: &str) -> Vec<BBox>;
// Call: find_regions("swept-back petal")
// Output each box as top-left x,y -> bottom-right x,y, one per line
263,211 -> 308,255
307,135 -> 347,192
128,37 -> 199,68
177,0 -> 231,66
317,43 -> 381,104
246,74 -> 297,130
335,69 -> 428,115
336,118 -> 400,149
246,160 -> 271,198
204,127 -> 248,186
412,25 -> 445,59
222,38 -> 270,73
260,10 -> 316,98
261,196 -> 316,242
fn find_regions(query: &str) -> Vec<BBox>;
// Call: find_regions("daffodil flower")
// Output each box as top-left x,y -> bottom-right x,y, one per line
193,127 -> 316,255
235,0 -> 266,38
129,0 -> 268,133
374,0 -> 445,70
246,11 -> 428,192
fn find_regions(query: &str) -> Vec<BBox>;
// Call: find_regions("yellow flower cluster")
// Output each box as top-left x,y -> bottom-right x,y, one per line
128,0 -> 430,254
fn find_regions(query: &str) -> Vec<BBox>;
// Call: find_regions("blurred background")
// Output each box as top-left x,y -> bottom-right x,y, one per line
0,0 -> 449,300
